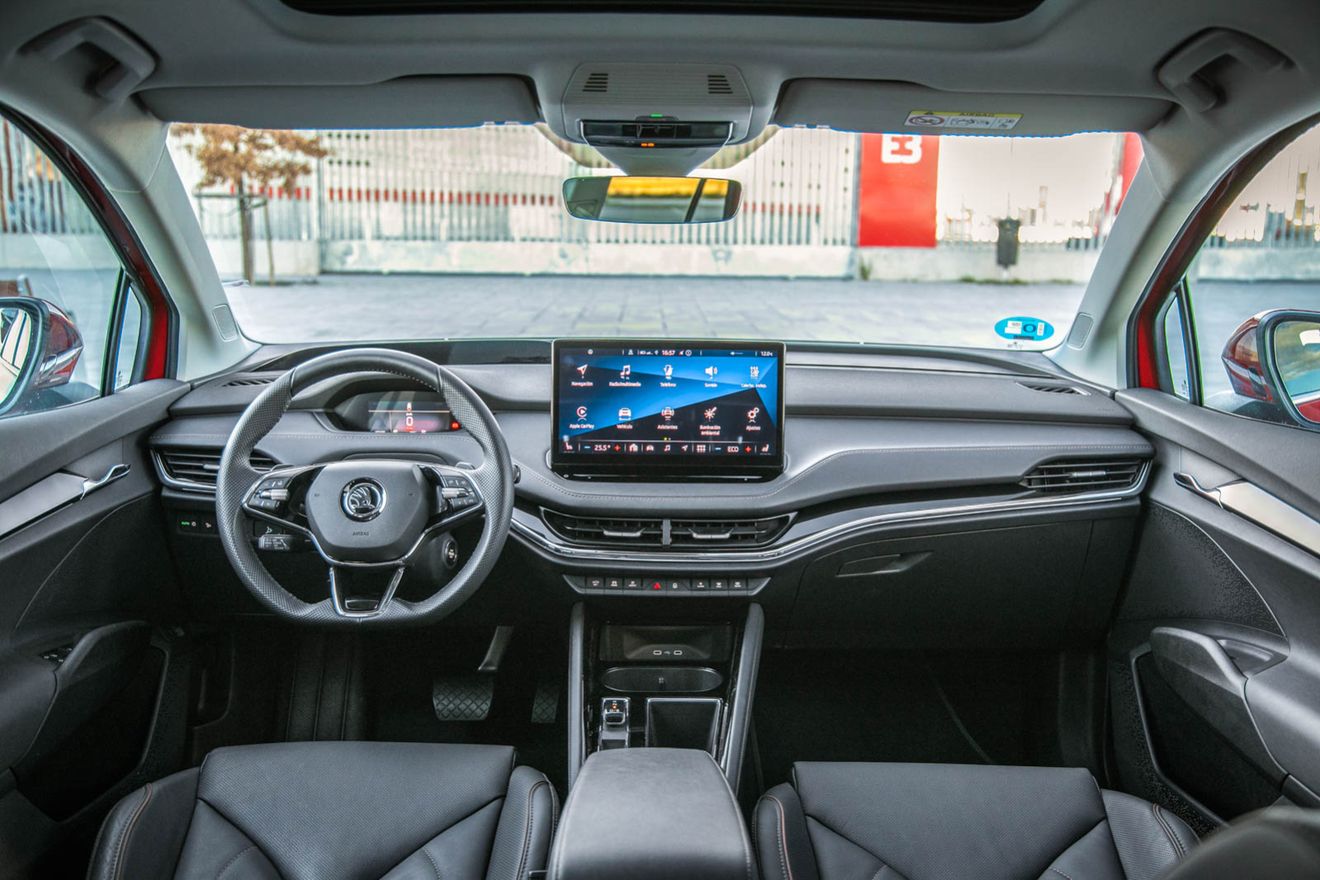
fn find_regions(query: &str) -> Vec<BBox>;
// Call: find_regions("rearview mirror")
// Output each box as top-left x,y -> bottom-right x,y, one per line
0,296 -> 84,417
562,176 -> 741,224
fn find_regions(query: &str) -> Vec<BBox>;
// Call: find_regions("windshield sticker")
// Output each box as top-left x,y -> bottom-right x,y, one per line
995,316 -> 1055,342
905,111 -> 1022,131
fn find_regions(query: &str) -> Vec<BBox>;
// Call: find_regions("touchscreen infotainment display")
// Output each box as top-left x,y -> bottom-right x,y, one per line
551,340 -> 785,477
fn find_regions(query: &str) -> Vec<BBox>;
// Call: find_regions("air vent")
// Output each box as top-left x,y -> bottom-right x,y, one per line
156,448 -> 277,491
670,516 -> 790,547
706,73 -> 733,95
1020,459 -> 1144,494
542,511 -> 791,549
582,72 -> 609,93
223,375 -> 277,387
543,512 -> 664,547
1018,382 -> 1086,395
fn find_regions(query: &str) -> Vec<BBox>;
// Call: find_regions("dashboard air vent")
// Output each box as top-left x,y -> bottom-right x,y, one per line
542,511 -> 791,549
157,448 -> 277,490
223,375 -> 277,387
543,512 -> 664,547
1018,381 -> 1086,395
669,516 -> 790,547
582,72 -> 609,93
1020,458 -> 1144,494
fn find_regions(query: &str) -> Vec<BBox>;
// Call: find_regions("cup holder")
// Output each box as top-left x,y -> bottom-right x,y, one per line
601,665 -> 723,694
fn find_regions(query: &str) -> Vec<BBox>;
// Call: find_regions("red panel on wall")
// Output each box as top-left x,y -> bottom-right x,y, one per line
857,134 -> 940,248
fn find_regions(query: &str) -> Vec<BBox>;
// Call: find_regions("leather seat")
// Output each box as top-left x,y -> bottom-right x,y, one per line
87,741 -> 557,880
754,762 -> 1198,880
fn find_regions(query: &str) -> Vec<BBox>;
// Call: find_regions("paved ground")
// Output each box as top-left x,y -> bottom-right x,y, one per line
14,269 -> 1320,402
227,274 -> 1088,350
226,274 -> 1320,399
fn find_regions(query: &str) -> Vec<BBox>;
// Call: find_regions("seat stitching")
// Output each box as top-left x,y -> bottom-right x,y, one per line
765,795 -> 792,880
216,844 -> 258,880
514,780 -> 548,880
1152,804 -> 1185,859
423,843 -> 443,880
1048,869 -> 1076,880
111,783 -> 153,880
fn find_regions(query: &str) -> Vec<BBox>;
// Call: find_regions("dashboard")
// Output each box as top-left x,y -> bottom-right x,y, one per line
149,338 -> 1155,646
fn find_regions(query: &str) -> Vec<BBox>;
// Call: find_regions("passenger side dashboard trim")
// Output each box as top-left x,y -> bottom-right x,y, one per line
513,461 -> 1150,565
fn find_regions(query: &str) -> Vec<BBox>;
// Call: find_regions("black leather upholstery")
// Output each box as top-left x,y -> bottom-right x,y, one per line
549,748 -> 754,880
1161,807 -> 1320,880
87,741 -> 556,880
754,763 -> 1198,880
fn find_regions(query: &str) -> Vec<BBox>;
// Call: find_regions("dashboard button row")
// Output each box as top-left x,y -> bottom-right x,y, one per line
576,573 -> 759,596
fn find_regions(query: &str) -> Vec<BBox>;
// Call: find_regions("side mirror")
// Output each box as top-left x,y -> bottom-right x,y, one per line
562,175 -> 741,224
0,297 -> 84,416
1221,309 -> 1320,429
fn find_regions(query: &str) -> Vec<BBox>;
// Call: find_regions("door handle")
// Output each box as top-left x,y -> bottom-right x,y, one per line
79,463 -> 130,500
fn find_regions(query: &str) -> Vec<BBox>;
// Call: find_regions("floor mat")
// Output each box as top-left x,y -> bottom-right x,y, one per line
364,627 -> 569,794
753,649 -> 1065,790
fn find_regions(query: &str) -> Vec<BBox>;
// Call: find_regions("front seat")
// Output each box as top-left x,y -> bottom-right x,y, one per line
87,741 -> 556,880
754,762 -> 1198,880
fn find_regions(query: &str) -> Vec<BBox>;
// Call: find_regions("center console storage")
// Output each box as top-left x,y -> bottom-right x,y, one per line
567,603 -> 764,795
549,748 -> 754,880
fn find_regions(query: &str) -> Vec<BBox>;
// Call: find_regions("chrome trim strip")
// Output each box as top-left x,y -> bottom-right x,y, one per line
512,461 -> 1150,566
1176,472 -> 1320,556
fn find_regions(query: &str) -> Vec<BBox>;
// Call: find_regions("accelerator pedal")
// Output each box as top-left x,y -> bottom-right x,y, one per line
431,626 -> 514,723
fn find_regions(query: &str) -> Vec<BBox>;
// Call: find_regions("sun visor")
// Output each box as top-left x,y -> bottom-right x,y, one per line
775,80 -> 1173,137
137,76 -> 540,128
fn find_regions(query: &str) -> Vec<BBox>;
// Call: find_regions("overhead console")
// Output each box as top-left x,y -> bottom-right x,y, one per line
551,339 -> 785,480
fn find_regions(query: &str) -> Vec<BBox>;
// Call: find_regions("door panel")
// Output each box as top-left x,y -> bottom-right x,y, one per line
0,379 -> 188,878
1112,388 -> 1320,829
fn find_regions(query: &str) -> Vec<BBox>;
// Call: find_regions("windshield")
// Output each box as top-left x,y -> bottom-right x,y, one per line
169,124 -> 1139,350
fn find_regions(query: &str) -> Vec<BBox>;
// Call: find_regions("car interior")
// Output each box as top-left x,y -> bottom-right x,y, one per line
3,0 -> 1320,878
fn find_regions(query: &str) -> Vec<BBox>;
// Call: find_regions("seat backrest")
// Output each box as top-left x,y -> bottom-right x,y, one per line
1161,808 -> 1320,880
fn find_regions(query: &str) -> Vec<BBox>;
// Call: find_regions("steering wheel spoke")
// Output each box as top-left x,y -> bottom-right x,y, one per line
240,464 -> 322,537
327,563 -> 406,618
423,464 -> 487,532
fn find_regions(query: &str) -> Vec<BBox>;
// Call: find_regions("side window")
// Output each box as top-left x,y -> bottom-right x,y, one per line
0,116 -> 140,419
1179,121 -> 1320,425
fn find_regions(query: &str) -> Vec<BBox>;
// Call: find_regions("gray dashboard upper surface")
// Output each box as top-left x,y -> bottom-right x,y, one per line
174,361 -> 1136,424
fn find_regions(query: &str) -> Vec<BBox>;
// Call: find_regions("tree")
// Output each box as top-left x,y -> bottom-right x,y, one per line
172,125 -> 328,284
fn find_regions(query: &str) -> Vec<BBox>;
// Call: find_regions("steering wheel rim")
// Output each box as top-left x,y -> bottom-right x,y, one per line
215,348 -> 514,626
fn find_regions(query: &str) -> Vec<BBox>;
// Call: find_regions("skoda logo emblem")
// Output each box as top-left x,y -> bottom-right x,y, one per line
341,479 -> 386,521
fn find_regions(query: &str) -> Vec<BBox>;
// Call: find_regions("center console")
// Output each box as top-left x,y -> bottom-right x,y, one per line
567,603 -> 764,794
549,747 -> 754,880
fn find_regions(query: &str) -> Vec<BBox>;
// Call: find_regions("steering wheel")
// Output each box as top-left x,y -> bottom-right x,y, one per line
215,349 -> 513,626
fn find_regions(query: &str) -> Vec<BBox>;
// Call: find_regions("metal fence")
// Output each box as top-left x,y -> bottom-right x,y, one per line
0,119 -> 102,235
171,125 -> 858,253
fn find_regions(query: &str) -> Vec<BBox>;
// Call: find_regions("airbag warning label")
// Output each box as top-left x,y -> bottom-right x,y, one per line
905,111 -> 1022,131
